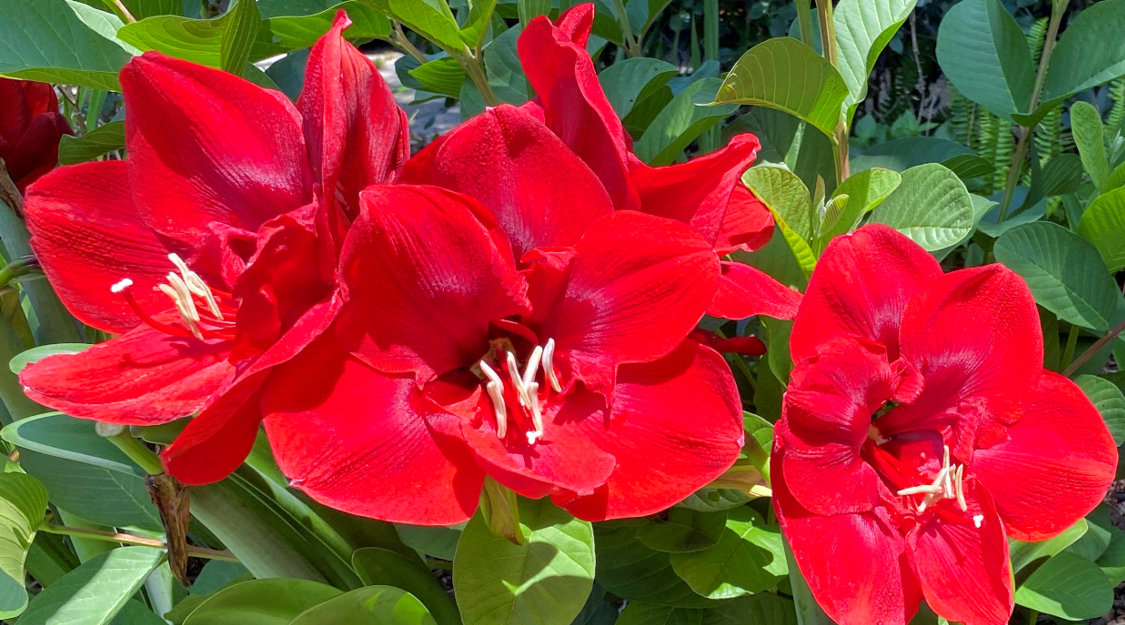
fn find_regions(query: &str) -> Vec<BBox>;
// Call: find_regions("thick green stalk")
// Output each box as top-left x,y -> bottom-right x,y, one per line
796,0 -> 814,48
0,315 -> 42,423
815,0 -> 850,182
609,0 -> 642,57
103,428 -> 164,476
459,45 -> 499,106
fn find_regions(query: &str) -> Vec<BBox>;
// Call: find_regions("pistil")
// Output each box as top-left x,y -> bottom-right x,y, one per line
895,445 -> 969,514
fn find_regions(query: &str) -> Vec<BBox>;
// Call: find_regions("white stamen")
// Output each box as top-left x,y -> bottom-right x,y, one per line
897,484 -> 944,496
110,278 -> 134,293
158,283 -> 203,339
955,465 -> 967,512
506,351 -> 531,407
542,338 -> 561,392
973,514 -> 984,528
486,380 -> 507,438
479,360 -> 502,386
165,272 -> 200,322
525,381 -> 544,444
916,466 -> 949,514
522,345 -> 543,392
168,253 -> 223,318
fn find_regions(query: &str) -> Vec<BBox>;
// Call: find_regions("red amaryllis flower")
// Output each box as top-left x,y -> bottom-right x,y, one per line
19,12 -> 408,485
512,4 -> 802,321
772,224 -> 1118,625
259,140 -> 745,523
0,78 -> 71,193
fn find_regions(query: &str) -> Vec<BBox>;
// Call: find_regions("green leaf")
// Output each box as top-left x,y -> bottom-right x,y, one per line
1040,0 -> 1125,105
10,343 -> 90,375
636,509 -> 727,554
59,122 -> 125,165
1071,101 -> 1109,191
668,507 -> 787,600
741,165 -> 817,276
867,163 -> 975,251
0,473 -> 48,619
1015,552 -> 1113,620
1079,188 -> 1125,272
20,449 -> 162,531
395,524 -> 463,561
408,57 -> 466,98
993,222 -> 1123,331
1075,375 -> 1125,446
850,136 -> 972,173
701,593 -> 798,625
1042,154 -> 1084,197
453,498 -> 595,625
458,0 -> 496,48
0,0 -> 137,90
1010,519 -> 1088,573
935,0 -> 1034,121
19,547 -> 164,625
1097,525 -> 1125,586
635,78 -> 736,166
819,167 -> 901,242
833,0 -> 917,109
716,38 -> 849,139
367,0 -> 462,50
599,57 -> 679,120
290,586 -> 436,625
674,490 -> 751,514
594,524 -> 725,608
2,412 -> 146,477
183,579 -> 343,625
220,0 -> 260,75
352,548 -> 459,625
942,154 -> 995,182
616,602 -> 702,625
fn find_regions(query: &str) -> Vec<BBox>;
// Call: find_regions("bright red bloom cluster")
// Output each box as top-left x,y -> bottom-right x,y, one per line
772,224 -> 1118,625
18,6 -> 794,524
0,78 -> 71,192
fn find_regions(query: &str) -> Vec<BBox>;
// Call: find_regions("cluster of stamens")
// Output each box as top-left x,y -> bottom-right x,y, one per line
111,254 -> 234,340
478,338 -> 561,445
895,445 -> 968,515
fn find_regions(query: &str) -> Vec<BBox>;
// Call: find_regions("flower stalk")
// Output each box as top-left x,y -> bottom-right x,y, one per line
37,522 -> 238,562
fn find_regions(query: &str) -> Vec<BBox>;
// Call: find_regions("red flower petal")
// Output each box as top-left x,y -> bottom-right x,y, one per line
973,370 -> 1118,541
780,338 -> 900,515
261,337 -> 484,525
707,261 -> 802,321
299,10 -> 409,219
518,7 -> 638,211
553,341 -> 743,521
537,211 -> 718,396
336,185 -> 528,383
24,161 -> 173,334
400,104 -> 613,258
19,325 -> 234,424
5,112 -> 70,192
630,135 -> 761,247
881,265 -> 1043,448
772,452 -> 923,625
120,52 -> 313,243
907,482 -> 1014,625
791,224 -> 942,363
715,185 -> 773,255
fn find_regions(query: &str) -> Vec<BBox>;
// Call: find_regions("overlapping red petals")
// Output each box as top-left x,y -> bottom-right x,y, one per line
774,224 -> 1117,625
0,78 -> 71,192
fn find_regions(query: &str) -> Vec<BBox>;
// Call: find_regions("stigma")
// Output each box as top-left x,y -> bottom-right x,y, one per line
479,338 -> 561,445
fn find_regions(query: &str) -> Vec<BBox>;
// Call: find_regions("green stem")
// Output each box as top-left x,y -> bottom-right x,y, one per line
795,0 -> 814,49
102,427 -> 164,475
610,0 -> 642,57
815,0 -> 850,182
390,22 -> 428,65
998,0 -> 1070,219
1028,609 -> 1038,624
714,328 -> 756,391
1061,323 -> 1080,371
1064,315 -> 1125,377
38,522 -> 238,561
459,45 -> 498,106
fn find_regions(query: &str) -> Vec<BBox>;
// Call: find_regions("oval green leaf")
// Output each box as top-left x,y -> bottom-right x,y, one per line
1079,187 -> 1125,272
1015,552 -> 1113,620
20,547 -> 164,625
1075,375 -> 1125,446
352,547 -> 459,625
867,163 -> 974,251
668,507 -> 787,600
183,579 -> 342,625
290,586 -> 435,625
636,509 -> 727,554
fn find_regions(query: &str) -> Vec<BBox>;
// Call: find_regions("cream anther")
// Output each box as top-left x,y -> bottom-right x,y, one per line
110,278 -> 134,293
542,338 -> 561,392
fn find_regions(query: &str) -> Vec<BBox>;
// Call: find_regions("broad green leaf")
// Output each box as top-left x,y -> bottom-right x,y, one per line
20,547 -> 164,625
367,0 -> 462,50
594,524 -> 726,608
257,0 -> 336,17
668,508 -> 787,600
352,547 -> 459,625
570,584 -> 617,625
265,3 -> 390,49
819,167 -> 901,242
183,579 -> 342,625
942,154 -> 995,182
976,195 -> 1046,239
2,412 -> 146,477
742,165 -> 813,240
290,586 -> 435,625
459,0 -> 496,48
1097,526 -> 1125,586
867,163 -> 975,251
1075,375 -> 1125,446
833,0 -> 917,109
408,57 -> 465,98
0,473 -> 48,619
716,38 -> 849,139
59,122 -> 125,165
1014,552 -> 1113,620
1079,188 -> 1125,272
850,136 -> 972,173
701,593 -> 798,625
1010,519 -> 1088,573
220,0 -> 260,75
935,0 -> 1033,121
10,343 -> 90,374
994,222 -> 1123,331
599,57 -> 678,120
0,0 -> 137,90
1040,0 -> 1125,105
1071,101 -> 1109,190
19,450 -> 162,531
191,560 -> 251,595
516,0 -> 550,26
1042,154 -> 1084,197
616,602 -> 702,625
625,0 -> 672,38
1066,506 -> 1115,563
674,490 -> 751,514
636,509 -> 727,553
395,524 -> 463,561
454,498 -> 595,625
635,78 -> 736,166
